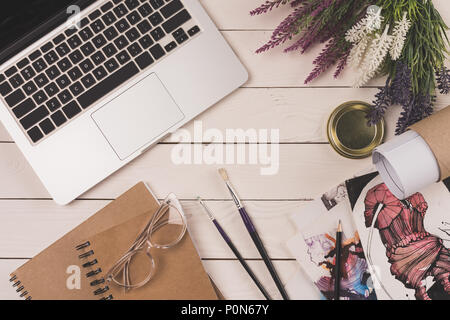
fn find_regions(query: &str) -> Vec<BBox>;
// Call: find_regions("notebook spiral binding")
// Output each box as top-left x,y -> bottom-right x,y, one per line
76,241 -> 114,300
9,274 -> 32,300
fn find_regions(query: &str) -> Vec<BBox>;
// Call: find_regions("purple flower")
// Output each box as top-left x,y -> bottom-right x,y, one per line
250,0 -> 290,16
436,66 -> 450,94
367,76 -> 392,125
396,94 -> 435,134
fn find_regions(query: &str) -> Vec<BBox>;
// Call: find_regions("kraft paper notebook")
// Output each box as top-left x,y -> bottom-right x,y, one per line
9,182 -> 218,300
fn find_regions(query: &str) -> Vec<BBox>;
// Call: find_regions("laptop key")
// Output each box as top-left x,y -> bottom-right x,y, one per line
44,82 -> 60,97
69,50 -> 84,64
63,100 -> 82,119
69,81 -> 85,96
41,42 -> 54,53
27,126 -> 44,143
160,0 -> 183,19
58,58 -> 72,72
135,52 -> 154,70
53,34 -> 66,45
39,118 -> 56,135
114,35 -> 129,50
137,20 -> 151,34
51,110 -> 67,126
139,35 -> 154,49
44,66 -> 59,81
0,82 -> 12,96
114,3 -> 129,18
81,74 -> 96,89
127,11 -> 142,25
58,90 -> 73,104
138,3 -> 153,17
46,97 -> 62,112
149,44 -> 165,60
32,58 -> 47,73
68,66 -> 83,81
91,19 -> 106,33
101,1 -> 114,12
125,27 -> 140,42
5,89 -> 25,107
21,66 -> 36,81
35,73 -> 49,88
150,27 -> 165,41
149,0 -> 165,10
105,58 -> 119,72
81,42 -> 96,57
102,11 -> 117,26
79,27 -> 94,41
17,58 -> 30,69
125,0 -> 140,10
104,26 -> 119,41
32,90 -> 48,105
5,66 -> 18,77
164,41 -> 177,52
56,42 -> 71,57
67,35 -> 82,49
93,34 -> 108,49
10,74 -> 24,88
80,59 -> 94,73
89,10 -> 102,21
23,81 -> 38,95
176,33 -> 188,44
44,50 -> 59,65
162,9 -> 191,34
0,74 -> 5,82
127,42 -> 142,57
20,105 -> 49,130
103,43 -> 118,57
13,98 -> 36,119
56,74 -> 71,89
93,66 -> 108,80
149,12 -> 163,26
115,18 -> 131,33
77,61 -> 139,109
92,51 -> 106,65
29,50 -> 41,61
116,50 -> 131,64
188,25 -> 200,37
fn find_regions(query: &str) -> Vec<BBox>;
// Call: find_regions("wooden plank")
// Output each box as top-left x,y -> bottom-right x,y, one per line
0,258 -> 301,300
0,143 -> 371,200
200,0 -> 294,30
2,87 -> 448,142
0,200 -> 306,259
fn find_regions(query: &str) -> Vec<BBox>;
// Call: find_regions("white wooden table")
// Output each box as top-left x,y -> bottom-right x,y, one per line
1,0 -> 449,300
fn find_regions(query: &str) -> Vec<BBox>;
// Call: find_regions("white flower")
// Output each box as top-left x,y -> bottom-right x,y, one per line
347,36 -> 370,68
354,25 -> 393,87
345,8 -> 383,44
390,12 -> 411,60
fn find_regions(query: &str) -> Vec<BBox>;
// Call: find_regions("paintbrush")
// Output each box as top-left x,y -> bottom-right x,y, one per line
218,168 -> 289,300
334,220 -> 343,300
198,197 -> 272,300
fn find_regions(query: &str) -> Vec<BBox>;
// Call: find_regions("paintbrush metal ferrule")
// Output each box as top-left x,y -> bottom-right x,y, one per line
198,197 -> 215,221
225,181 -> 243,209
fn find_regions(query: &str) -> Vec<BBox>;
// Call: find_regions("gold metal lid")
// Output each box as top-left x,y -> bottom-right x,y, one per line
327,101 -> 385,159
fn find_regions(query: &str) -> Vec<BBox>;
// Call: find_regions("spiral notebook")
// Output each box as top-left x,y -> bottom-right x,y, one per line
9,182 -> 218,300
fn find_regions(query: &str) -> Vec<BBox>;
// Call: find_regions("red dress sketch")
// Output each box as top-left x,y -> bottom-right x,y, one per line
364,183 -> 450,300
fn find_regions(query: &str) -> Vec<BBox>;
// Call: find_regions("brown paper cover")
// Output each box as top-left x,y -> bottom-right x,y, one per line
411,106 -> 450,180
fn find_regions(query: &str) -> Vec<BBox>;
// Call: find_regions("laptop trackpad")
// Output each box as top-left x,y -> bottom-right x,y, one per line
92,73 -> 185,160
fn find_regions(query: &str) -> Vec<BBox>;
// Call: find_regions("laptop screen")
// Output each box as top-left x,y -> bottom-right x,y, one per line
0,0 -> 82,54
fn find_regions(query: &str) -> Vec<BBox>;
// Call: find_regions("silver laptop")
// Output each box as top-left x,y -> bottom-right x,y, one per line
0,0 -> 248,204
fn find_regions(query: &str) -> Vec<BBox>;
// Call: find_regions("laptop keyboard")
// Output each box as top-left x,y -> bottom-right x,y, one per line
0,0 -> 200,144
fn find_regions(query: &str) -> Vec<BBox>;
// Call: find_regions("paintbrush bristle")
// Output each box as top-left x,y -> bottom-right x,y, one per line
218,168 -> 229,181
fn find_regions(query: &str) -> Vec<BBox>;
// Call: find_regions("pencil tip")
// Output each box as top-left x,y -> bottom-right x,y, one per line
218,168 -> 229,181
338,220 -> 342,232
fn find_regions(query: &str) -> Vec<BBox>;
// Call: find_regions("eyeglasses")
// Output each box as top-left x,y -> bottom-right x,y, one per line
105,196 -> 187,290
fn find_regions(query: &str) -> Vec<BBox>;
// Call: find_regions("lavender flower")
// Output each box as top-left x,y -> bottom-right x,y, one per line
396,94 -> 435,134
250,0 -> 290,16
390,61 -> 412,106
436,66 -> 450,94
367,76 -> 392,125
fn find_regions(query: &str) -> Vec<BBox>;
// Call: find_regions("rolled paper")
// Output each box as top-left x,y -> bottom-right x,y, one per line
373,130 -> 440,199
372,105 -> 450,199
410,106 -> 450,180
